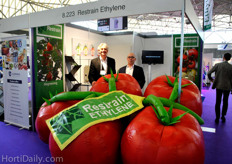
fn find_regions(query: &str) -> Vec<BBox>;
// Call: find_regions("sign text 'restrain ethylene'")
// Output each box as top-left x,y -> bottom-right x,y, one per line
46,91 -> 144,150
62,4 -> 126,18
82,94 -> 134,119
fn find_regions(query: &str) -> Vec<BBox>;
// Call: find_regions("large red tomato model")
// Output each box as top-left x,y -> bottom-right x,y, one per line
90,73 -> 142,96
121,106 -> 205,164
144,75 -> 202,116
35,100 -> 79,144
49,120 -> 123,164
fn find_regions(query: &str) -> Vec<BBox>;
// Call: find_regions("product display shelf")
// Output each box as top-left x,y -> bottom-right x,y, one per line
65,56 -> 81,91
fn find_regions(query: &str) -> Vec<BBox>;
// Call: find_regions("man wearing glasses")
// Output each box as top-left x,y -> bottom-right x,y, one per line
119,53 -> 145,89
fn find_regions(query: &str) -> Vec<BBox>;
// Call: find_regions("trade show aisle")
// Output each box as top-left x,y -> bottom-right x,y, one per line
0,88 -> 232,164
201,88 -> 232,164
0,123 -> 53,164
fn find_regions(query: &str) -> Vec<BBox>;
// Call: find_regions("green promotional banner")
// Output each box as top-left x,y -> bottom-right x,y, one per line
46,91 -> 145,150
173,34 -> 203,89
204,0 -> 214,31
33,24 -> 64,117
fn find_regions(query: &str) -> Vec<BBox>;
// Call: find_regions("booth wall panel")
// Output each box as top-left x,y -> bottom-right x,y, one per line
143,37 -> 172,87
106,35 -> 133,71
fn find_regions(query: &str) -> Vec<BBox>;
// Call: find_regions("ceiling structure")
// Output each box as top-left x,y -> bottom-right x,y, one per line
0,0 -> 232,36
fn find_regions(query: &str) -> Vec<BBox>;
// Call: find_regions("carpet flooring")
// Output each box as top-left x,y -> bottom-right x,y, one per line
0,88 -> 232,164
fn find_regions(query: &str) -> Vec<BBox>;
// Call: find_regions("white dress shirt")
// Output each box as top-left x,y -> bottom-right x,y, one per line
126,65 -> 134,76
100,56 -> 107,75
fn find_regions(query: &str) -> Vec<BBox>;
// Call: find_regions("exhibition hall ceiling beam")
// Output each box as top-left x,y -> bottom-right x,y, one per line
1,0 -> 231,35
0,0 -> 96,18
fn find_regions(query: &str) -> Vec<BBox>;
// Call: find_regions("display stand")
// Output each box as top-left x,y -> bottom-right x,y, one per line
65,56 -> 81,91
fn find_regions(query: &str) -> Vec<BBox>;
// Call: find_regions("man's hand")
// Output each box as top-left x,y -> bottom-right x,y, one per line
92,81 -> 96,86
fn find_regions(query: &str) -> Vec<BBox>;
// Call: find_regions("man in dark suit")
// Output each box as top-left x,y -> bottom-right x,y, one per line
208,53 -> 232,123
88,43 -> 116,85
118,53 -> 145,89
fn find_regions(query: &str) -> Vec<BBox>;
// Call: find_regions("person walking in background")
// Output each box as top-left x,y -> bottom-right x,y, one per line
207,53 -> 232,123
119,53 -> 145,89
88,43 -> 116,85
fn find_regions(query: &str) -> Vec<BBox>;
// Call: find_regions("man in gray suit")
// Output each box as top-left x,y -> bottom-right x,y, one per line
208,53 -> 232,123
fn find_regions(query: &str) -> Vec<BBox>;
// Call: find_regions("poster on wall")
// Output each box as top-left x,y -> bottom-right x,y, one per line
173,34 -> 203,89
1,36 -> 30,128
72,38 -> 99,85
72,38 -> 98,59
32,24 -> 64,118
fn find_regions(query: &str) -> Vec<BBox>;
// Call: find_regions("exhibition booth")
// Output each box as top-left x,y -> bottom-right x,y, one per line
0,0 -> 210,163
0,0 -> 203,130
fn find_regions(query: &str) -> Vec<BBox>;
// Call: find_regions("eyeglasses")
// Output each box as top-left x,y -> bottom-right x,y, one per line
127,56 -> 135,59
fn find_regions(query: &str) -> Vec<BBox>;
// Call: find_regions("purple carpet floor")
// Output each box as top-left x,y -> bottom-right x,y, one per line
201,88 -> 232,164
0,123 -> 52,164
0,88 -> 232,164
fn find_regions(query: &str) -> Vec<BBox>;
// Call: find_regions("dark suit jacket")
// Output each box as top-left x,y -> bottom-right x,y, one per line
88,56 -> 116,84
118,65 -> 146,89
207,61 -> 232,90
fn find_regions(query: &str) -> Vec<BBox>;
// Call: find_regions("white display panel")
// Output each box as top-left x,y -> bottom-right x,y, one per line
2,36 -> 30,129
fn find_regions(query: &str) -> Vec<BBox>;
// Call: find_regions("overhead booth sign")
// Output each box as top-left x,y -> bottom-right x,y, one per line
2,36 -> 30,128
32,24 -> 64,119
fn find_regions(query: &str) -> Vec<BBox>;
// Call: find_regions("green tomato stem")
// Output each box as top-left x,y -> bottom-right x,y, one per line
109,77 -> 117,92
158,97 -> 204,125
102,69 -> 117,92
144,95 -> 170,125
166,76 -> 192,102
169,82 -> 179,101
50,91 -> 104,103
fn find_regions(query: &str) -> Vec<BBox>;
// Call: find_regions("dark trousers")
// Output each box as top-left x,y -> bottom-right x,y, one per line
215,89 -> 230,119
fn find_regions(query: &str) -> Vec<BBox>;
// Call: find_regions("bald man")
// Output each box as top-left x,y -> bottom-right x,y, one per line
118,53 -> 145,89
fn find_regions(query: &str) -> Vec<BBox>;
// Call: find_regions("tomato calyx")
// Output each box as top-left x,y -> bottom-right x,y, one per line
102,69 -> 119,92
143,95 -> 188,125
165,75 -> 192,93
143,77 -> 204,125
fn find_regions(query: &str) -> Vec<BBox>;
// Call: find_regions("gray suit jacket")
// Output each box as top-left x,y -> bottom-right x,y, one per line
207,61 -> 232,91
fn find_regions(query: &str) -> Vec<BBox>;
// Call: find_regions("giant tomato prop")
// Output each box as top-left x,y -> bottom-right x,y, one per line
49,120 -> 122,164
121,106 -> 205,164
144,75 -> 202,116
35,100 -> 79,143
90,73 -> 142,96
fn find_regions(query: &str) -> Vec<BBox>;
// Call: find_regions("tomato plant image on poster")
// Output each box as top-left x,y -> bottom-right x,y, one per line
36,37 -> 63,82
174,48 -> 198,83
